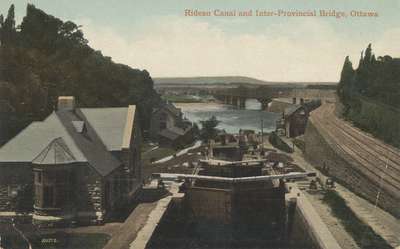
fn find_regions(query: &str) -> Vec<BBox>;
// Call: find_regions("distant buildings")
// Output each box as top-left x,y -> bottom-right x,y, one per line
0,96 -> 142,226
150,102 -> 194,148
275,98 -> 321,138
283,105 -> 309,138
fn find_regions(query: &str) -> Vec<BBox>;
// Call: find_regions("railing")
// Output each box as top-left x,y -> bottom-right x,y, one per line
152,172 -> 316,183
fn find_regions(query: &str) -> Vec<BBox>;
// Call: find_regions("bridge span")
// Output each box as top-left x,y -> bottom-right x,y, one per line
213,87 -> 336,109
213,86 -> 293,109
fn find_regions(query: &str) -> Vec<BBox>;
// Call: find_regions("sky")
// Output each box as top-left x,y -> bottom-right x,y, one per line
1,0 -> 399,82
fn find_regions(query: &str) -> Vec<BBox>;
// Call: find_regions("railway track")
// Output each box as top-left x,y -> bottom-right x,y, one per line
328,116 -> 400,173
328,110 -> 400,165
318,104 -> 400,168
309,103 -> 400,198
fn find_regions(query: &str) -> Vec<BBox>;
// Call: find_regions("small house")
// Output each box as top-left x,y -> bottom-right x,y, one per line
150,102 -> 193,148
283,105 -> 308,138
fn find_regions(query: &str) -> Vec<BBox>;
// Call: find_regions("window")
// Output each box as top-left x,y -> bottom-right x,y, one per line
34,169 -> 72,209
35,185 -> 41,207
8,185 -> 19,197
34,170 -> 43,207
160,112 -> 168,121
35,171 -> 42,184
113,177 -> 118,195
159,112 -> 168,130
43,186 -> 54,207
131,149 -> 137,176
160,122 -> 167,130
104,181 -> 110,209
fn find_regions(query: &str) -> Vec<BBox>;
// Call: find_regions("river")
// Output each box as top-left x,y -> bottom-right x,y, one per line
175,99 -> 281,133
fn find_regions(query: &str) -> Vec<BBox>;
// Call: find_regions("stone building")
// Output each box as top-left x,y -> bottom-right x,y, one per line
0,96 -> 142,226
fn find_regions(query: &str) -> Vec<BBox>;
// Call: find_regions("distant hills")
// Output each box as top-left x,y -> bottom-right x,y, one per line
153,76 -> 336,87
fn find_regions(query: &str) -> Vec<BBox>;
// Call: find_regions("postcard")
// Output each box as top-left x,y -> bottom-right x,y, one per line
0,1 -> 399,249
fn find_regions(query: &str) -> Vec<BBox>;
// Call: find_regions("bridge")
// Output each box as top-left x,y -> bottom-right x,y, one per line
212,86 -> 293,109
155,83 -> 336,109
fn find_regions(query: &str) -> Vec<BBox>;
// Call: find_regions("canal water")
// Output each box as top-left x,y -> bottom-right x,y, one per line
175,99 -> 281,134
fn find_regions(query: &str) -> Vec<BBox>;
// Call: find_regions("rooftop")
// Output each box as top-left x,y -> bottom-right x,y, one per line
32,137 -> 77,165
284,105 -> 304,117
0,105 -> 137,176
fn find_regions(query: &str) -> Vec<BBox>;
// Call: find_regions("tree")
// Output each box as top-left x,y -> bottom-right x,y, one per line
1,4 -> 16,45
4,5 -> 15,29
0,4 -> 161,142
336,44 -> 400,148
200,116 -> 220,141
364,43 -> 372,65
0,14 -> 4,43
337,56 -> 355,113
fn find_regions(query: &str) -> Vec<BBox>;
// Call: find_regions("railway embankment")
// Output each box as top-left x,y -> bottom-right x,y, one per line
304,103 -> 400,218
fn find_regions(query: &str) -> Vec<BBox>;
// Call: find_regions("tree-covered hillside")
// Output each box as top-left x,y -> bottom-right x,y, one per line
0,4 -> 160,143
338,44 -> 400,110
337,44 -> 400,147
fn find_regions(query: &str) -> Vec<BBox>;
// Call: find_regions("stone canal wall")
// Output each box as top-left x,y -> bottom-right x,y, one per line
304,118 -> 400,218
287,185 -> 342,249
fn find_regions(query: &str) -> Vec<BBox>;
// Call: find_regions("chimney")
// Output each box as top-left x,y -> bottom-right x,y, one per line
292,97 -> 296,104
57,96 -> 75,111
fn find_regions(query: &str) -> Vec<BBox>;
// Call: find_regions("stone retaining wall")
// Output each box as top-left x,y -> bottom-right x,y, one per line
286,183 -> 342,249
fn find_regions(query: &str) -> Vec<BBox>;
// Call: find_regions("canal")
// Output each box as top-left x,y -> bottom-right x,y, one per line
146,198 -> 314,249
175,99 -> 281,134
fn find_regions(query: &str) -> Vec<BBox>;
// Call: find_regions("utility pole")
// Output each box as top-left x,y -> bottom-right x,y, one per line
260,115 -> 264,156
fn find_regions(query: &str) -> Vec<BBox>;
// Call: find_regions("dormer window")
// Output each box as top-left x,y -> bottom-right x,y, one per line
72,121 -> 86,133
160,112 -> 168,130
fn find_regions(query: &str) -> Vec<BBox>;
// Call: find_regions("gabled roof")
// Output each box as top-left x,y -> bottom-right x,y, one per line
32,137 -> 76,165
284,105 -> 305,117
56,109 -> 122,176
0,105 -> 136,176
122,105 -> 136,149
80,107 -> 134,151
0,112 -> 86,163
158,126 -> 191,141
153,102 -> 181,117
158,129 -> 181,141
165,103 -> 181,116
